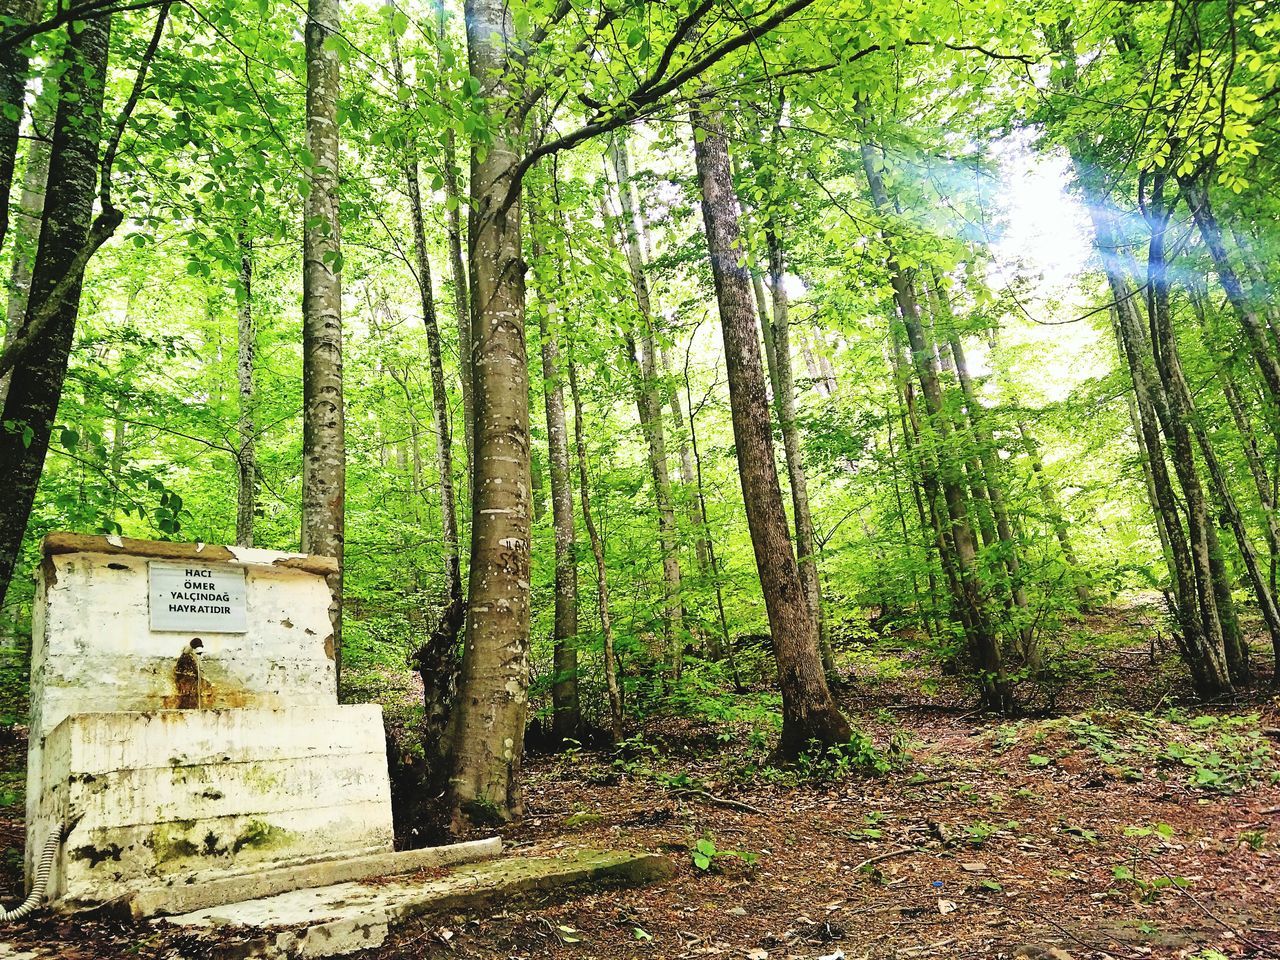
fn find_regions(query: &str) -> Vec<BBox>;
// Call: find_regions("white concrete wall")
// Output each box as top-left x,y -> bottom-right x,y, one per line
36,707 -> 393,907
25,539 -> 395,912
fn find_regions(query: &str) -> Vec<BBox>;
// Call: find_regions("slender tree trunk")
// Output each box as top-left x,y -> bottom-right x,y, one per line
0,101 -> 50,410
691,96 -> 850,754
391,33 -> 460,607
436,0 -> 472,472
1072,158 -> 1231,698
449,0 -> 530,828
302,0 -> 346,688
1180,176 -> 1280,413
682,335 -> 744,690
567,350 -> 622,741
531,203 -> 579,744
1142,190 -> 1235,692
859,132 -> 1009,711
608,137 -> 683,676
765,225 -> 836,677
235,232 -> 257,548
659,340 -> 709,572
0,0 -> 40,252
0,11 -> 111,611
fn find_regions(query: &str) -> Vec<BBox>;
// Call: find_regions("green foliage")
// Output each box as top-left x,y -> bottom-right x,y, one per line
793,732 -> 904,781
689,836 -> 759,872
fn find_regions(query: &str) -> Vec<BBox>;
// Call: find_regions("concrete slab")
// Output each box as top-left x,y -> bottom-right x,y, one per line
129,836 -> 502,918
163,847 -> 673,959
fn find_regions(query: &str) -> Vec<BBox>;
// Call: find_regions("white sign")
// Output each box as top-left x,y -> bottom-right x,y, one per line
149,561 -> 248,633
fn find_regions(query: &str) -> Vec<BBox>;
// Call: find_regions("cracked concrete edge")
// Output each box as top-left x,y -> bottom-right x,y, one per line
198,849 -> 674,960
132,837 -> 503,919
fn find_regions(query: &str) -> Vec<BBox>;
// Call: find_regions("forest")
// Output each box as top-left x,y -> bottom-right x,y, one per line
0,0 -> 1277,956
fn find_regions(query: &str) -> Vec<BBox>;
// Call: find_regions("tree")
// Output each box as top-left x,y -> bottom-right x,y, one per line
691,95 -> 850,756
301,0 -> 345,685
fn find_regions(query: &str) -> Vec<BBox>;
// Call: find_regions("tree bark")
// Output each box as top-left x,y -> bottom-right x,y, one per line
0,10 -> 111,611
765,224 -> 836,677
1072,159 -> 1232,699
1143,190 -> 1248,682
0,91 -> 50,410
858,131 -> 1009,712
391,29 -> 460,608
436,0 -> 472,473
530,202 -> 579,744
0,0 -> 41,253
302,0 -> 346,689
608,136 -> 683,676
691,96 -> 850,755
1180,175 -> 1280,414
235,232 -> 257,548
567,349 -> 623,741
449,0 -> 531,829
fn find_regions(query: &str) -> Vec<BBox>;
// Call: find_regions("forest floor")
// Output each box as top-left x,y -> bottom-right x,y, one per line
0,600 -> 1277,959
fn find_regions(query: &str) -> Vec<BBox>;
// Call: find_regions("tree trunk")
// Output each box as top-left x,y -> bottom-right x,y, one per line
1144,194 -> 1247,681
436,0 -> 472,473
691,96 -> 850,755
683,329 -> 744,690
531,203 -> 579,745
0,93 -> 50,410
859,131 -> 1009,712
302,0 -> 346,689
235,232 -> 257,548
391,31 -> 460,607
0,0 -> 40,252
449,0 -> 530,829
567,351 -> 622,741
0,11 -> 111,611
1180,176 -> 1280,413
608,136 -> 683,676
765,224 -> 836,677
1072,160 -> 1232,699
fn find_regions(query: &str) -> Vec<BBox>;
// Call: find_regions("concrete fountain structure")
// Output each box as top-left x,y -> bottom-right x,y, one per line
16,533 -> 666,957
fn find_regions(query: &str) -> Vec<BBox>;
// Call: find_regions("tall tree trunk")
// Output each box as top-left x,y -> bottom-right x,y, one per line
449,0 -> 530,829
659,340 -> 709,573
436,0 -> 472,472
0,96 -> 50,410
765,224 -> 836,677
0,11 -> 111,611
859,131 -> 1009,712
302,0 -> 346,688
391,32 -> 460,608
567,350 -> 623,741
691,96 -> 850,755
1143,193 -> 1247,681
608,136 -> 683,676
939,322 -> 1037,661
1180,176 -> 1280,413
236,233 -> 257,548
1072,160 -> 1232,698
0,0 -> 40,252
683,331 -> 744,690
531,203 -> 579,744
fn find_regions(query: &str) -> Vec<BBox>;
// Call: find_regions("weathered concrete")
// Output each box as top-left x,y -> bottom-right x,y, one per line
129,837 -> 502,918
26,536 -> 394,917
163,848 -> 674,959
37,707 -> 393,910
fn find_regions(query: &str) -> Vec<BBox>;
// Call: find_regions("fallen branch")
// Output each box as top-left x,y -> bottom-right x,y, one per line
667,787 -> 766,815
853,846 -> 920,872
